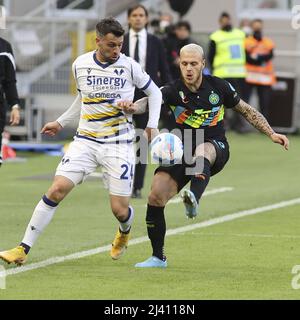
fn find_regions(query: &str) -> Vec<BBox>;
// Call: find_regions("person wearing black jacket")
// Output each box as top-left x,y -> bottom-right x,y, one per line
163,21 -> 196,80
121,4 -> 172,198
0,37 -> 20,165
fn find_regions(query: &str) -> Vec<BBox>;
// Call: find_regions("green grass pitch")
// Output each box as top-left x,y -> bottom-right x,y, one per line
0,132 -> 300,299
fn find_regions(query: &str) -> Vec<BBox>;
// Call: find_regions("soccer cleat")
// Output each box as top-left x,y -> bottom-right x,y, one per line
181,189 -> 198,219
0,246 -> 27,266
110,229 -> 130,260
135,256 -> 167,268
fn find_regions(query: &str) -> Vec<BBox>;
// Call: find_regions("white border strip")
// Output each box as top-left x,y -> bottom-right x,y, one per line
2,197 -> 300,277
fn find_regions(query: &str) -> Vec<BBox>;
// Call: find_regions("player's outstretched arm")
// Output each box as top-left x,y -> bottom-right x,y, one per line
233,99 -> 289,150
41,121 -> 63,136
56,94 -> 81,127
41,94 -> 81,136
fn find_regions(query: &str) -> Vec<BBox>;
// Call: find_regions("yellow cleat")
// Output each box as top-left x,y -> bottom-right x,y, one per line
110,229 -> 130,260
0,246 -> 27,266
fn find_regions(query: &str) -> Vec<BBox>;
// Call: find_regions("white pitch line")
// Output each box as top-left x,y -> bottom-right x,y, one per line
2,197 -> 300,277
187,232 -> 300,239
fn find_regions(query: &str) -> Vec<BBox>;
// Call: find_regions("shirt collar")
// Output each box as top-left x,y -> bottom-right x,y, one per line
93,51 -> 120,68
129,28 -> 147,38
180,74 -> 206,95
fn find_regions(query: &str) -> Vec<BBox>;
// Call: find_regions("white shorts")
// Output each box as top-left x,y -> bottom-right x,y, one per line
55,137 -> 135,196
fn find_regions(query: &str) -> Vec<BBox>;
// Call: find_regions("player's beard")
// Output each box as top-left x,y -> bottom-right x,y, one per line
106,54 -> 119,63
97,48 -> 119,64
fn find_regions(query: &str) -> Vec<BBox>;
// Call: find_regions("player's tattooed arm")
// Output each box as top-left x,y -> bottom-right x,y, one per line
233,99 -> 289,150
233,99 -> 275,137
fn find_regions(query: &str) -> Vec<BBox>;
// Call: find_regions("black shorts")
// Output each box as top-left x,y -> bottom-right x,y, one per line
155,139 -> 230,192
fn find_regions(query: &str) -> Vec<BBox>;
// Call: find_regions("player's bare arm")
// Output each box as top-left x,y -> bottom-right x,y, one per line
117,97 -> 148,114
233,99 -> 289,150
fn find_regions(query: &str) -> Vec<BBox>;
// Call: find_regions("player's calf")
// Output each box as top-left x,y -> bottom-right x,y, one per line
110,206 -> 134,260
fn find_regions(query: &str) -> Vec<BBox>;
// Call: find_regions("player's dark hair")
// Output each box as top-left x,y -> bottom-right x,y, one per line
96,17 -> 125,37
127,4 -> 149,17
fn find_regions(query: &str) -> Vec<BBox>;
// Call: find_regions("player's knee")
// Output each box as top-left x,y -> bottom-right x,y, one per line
148,191 -> 167,207
47,184 -> 68,203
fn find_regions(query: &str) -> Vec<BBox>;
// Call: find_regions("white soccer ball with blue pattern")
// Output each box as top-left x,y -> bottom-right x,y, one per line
150,133 -> 183,166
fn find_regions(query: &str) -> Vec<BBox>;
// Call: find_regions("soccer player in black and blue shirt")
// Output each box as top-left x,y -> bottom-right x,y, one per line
122,43 -> 289,268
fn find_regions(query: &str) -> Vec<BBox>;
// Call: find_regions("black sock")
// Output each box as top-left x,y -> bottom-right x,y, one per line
190,157 -> 211,203
146,204 -> 166,261
19,242 -> 31,255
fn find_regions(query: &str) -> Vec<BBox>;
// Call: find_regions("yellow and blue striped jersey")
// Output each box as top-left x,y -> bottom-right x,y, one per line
72,51 -> 152,143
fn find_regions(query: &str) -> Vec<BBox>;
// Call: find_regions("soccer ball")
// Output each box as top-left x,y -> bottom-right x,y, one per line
150,133 -> 183,166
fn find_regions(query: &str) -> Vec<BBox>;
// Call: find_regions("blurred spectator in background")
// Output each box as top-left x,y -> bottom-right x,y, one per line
239,18 -> 252,37
0,37 -> 20,167
208,12 -> 250,133
121,4 -> 171,199
150,13 -> 174,38
244,19 -> 276,121
164,21 -> 196,80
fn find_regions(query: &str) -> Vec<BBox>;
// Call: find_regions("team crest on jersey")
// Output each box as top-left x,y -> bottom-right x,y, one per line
87,68 -> 92,75
114,68 -> 124,76
179,91 -> 189,103
209,92 -> 220,105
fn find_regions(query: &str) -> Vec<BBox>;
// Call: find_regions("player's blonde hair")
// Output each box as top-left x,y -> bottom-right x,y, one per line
180,44 -> 205,59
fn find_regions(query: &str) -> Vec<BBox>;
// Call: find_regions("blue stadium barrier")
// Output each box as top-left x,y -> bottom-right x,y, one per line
8,143 -> 64,156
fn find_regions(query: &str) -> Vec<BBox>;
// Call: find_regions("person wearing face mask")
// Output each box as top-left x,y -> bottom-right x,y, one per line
244,19 -> 276,121
208,12 -> 250,133
154,13 -> 174,38
239,18 -> 252,37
